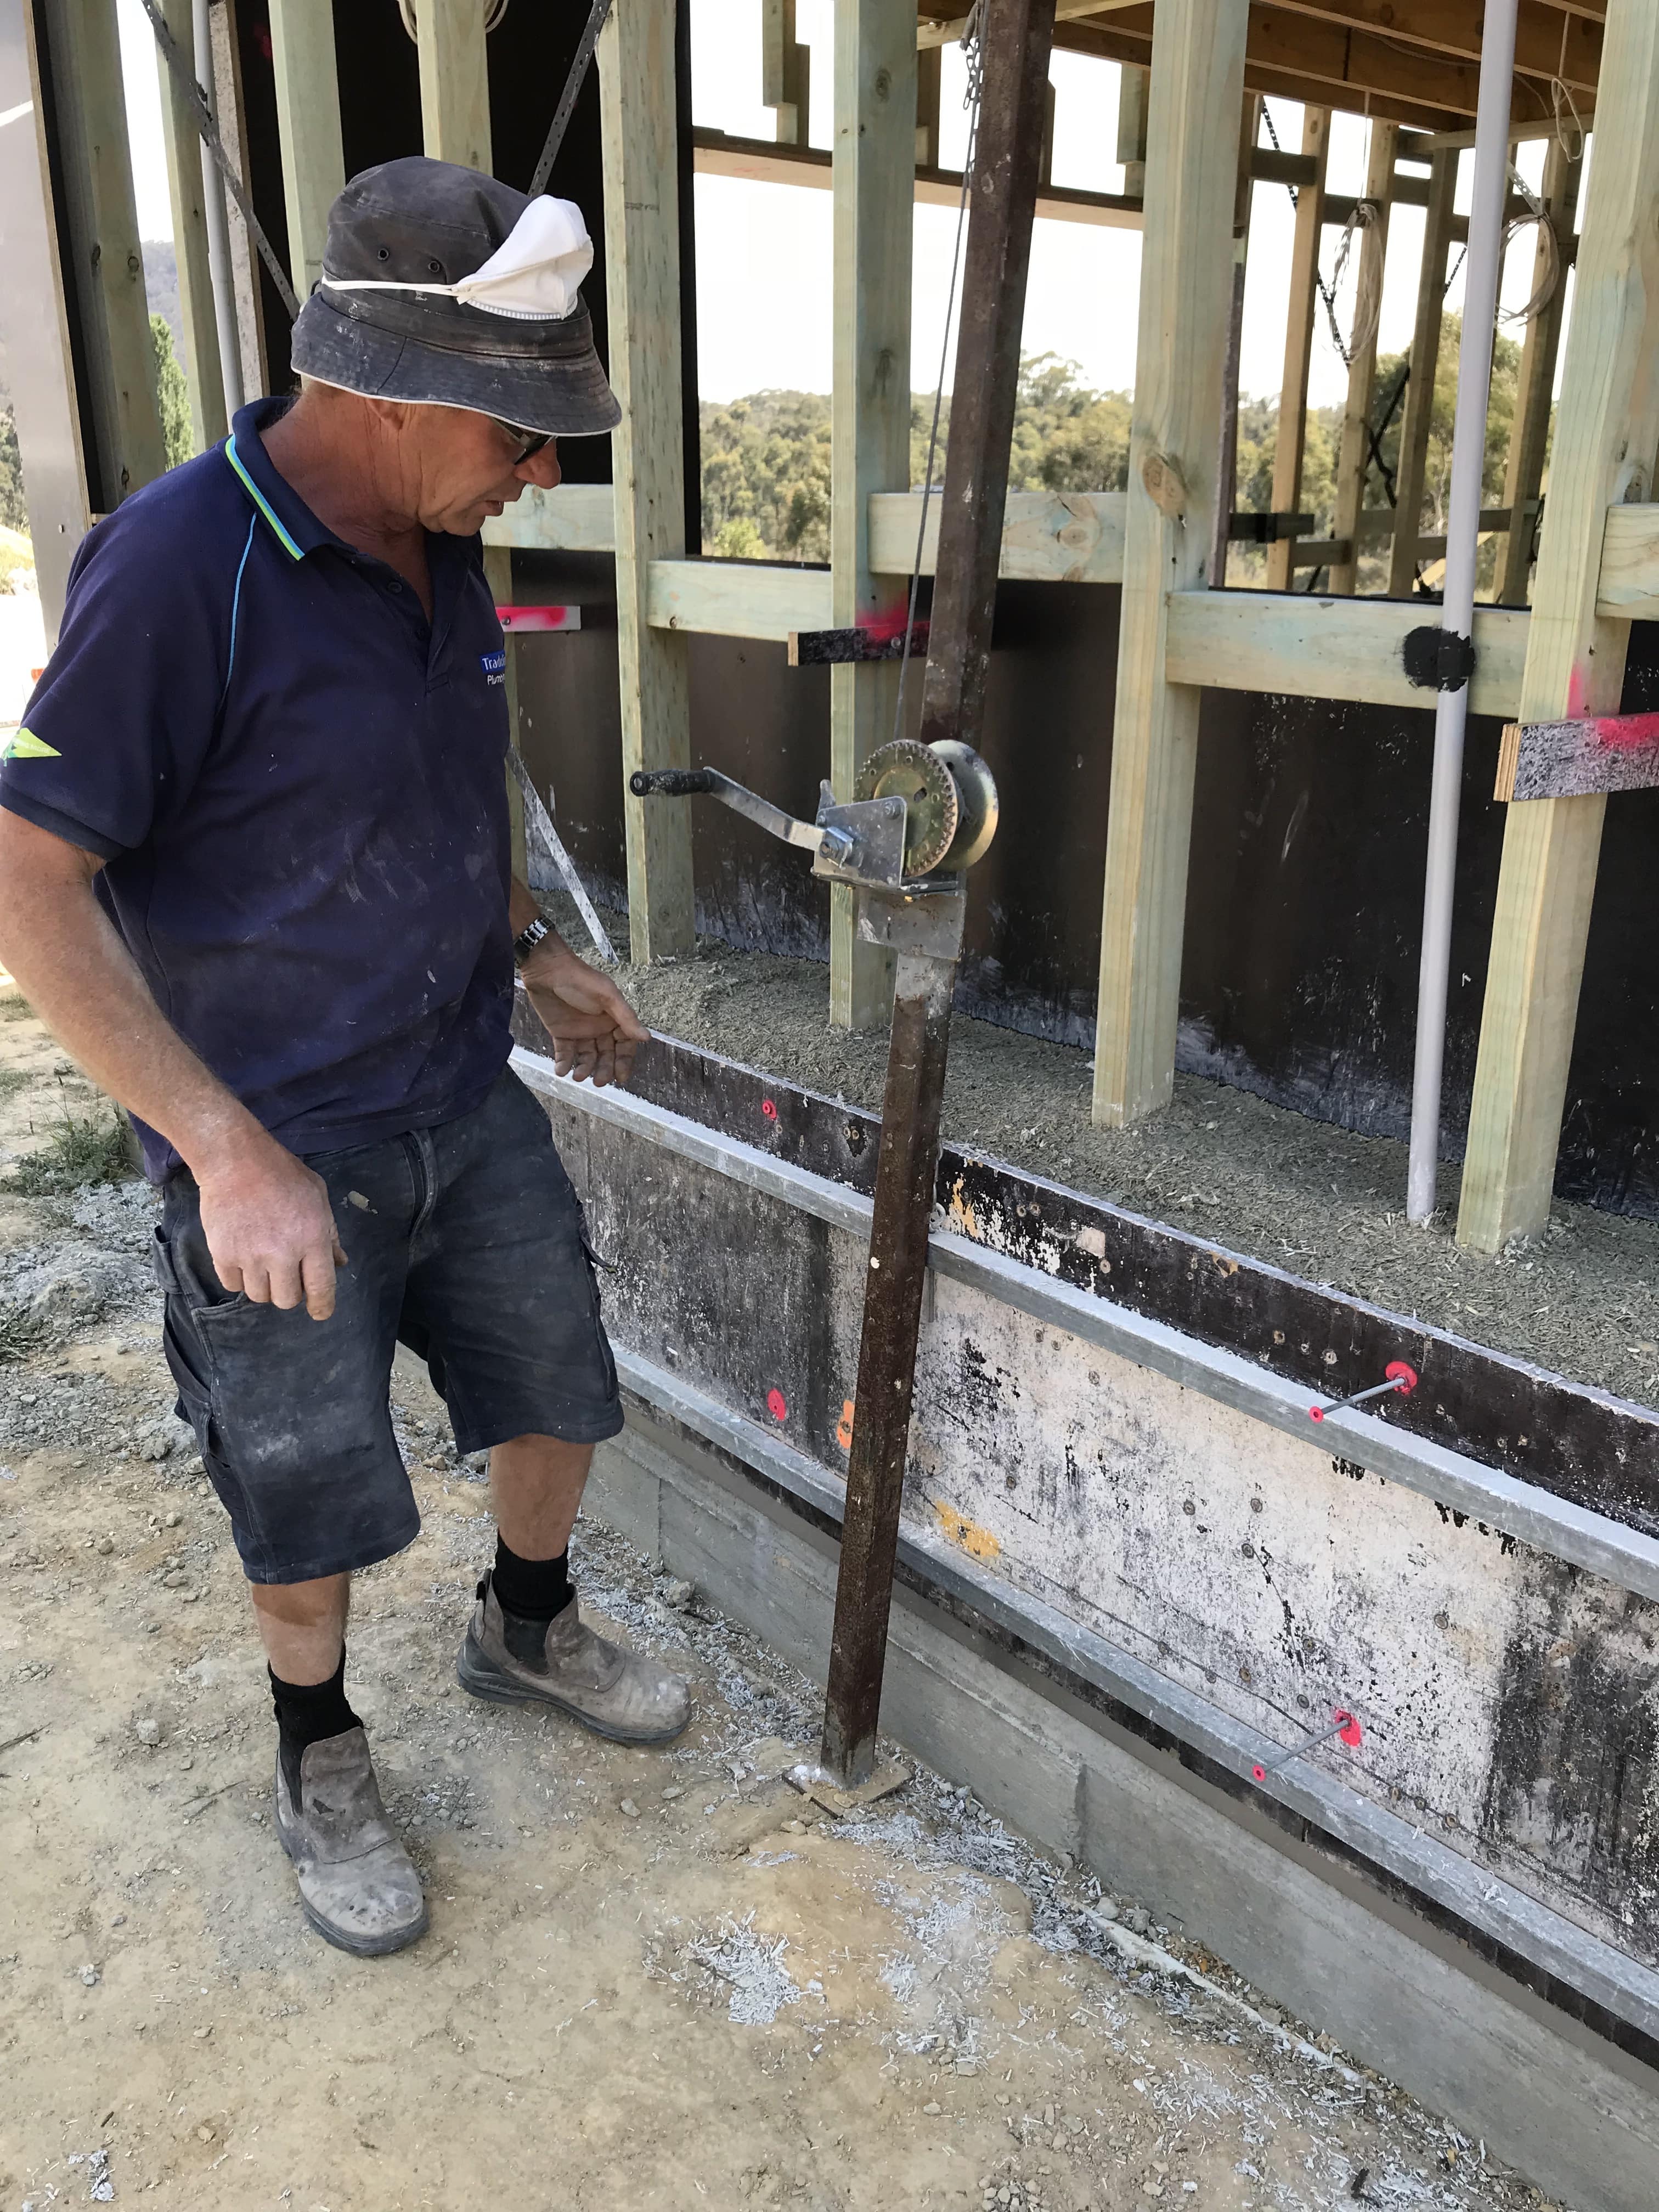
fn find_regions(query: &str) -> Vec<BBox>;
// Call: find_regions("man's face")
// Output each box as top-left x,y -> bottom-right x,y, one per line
398,404 -> 562,534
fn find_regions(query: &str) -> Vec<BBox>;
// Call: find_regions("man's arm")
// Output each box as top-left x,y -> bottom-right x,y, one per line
508,876 -> 649,1088
0,811 -> 346,1318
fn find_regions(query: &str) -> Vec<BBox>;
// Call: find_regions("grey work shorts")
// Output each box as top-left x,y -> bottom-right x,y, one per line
153,1067 -> 623,1585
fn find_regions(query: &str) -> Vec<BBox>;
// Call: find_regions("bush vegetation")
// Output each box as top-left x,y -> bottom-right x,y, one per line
700,319 -> 1531,592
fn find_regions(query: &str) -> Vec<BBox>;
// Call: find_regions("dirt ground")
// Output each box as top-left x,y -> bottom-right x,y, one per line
0,992 -> 1570,2211
549,914 -> 1658,1415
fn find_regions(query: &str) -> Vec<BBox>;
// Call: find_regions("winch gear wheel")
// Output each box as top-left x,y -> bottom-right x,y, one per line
854,738 -> 960,877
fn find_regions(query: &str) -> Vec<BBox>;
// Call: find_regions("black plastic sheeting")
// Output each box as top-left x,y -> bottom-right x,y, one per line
514,550 -> 1659,1223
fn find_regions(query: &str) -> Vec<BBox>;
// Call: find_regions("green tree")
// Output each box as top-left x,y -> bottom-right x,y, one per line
1006,353 -> 1133,493
700,391 -> 833,562
700,356 -> 1137,559
0,407 -> 27,533
697,335 -> 1532,594
1228,313 -> 1526,590
151,312 -> 194,471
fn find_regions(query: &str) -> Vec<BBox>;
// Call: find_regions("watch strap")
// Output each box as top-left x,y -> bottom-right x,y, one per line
513,915 -> 552,967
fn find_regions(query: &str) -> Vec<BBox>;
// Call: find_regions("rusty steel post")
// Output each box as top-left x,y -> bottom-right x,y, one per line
820,0 -> 1055,1786
820,923 -> 960,1783
916,0 -> 1057,761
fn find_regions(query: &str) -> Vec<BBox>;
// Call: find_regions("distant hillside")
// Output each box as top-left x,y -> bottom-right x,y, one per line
0,239 -> 181,411
142,240 -> 183,353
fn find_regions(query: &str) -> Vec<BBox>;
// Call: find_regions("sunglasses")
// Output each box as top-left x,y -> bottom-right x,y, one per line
490,416 -> 554,463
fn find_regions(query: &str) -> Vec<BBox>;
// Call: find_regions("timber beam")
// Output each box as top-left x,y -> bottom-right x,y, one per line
1497,712 -> 1659,803
1263,103 -> 1328,591
40,0 -> 167,510
921,5 -> 1601,133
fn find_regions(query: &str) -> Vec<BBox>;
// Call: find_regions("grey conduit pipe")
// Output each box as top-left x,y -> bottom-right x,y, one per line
194,0 -> 244,419
1405,0 -> 1520,1223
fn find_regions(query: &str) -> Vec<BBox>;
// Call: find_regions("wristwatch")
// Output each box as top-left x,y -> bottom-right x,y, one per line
512,915 -> 552,967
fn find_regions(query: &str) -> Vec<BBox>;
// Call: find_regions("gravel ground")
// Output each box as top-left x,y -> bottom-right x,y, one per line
0,996 -> 1572,2211
538,906 -> 1658,1412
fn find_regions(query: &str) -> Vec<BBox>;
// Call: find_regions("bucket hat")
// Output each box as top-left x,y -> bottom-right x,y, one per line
289,156 -> 620,436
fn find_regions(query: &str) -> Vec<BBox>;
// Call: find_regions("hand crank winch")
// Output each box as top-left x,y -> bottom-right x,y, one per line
630,736 -> 998,899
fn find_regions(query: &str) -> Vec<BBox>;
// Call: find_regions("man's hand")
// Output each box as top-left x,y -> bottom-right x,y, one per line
196,1133 -> 349,1320
520,936 -> 650,1087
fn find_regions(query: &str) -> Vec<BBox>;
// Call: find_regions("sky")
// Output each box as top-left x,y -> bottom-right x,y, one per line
116,0 -> 1573,413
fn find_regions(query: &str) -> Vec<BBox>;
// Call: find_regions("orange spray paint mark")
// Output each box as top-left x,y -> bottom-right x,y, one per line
934,1500 -> 1002,1562
836,1400 -> 855,1452
946,1175 -> 979,1240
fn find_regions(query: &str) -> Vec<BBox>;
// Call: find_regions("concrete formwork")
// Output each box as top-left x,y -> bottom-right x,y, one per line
514,1026 -> 1659,2207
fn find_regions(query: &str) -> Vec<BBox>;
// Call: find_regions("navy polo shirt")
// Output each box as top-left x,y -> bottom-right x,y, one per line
0,399 -> 516,1179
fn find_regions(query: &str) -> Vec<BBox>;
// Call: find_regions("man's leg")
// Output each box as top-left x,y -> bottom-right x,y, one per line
456,1429 -> 690,1742
490,1433 -> 593,1561
157,1142 -> 429,1959
407,1074 -> 692,1744
250,1571 -> 351,1684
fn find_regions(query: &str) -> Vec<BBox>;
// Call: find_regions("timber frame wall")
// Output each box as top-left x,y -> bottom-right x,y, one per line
10,0 -> 1658,1245
486,0 -> 1659,1256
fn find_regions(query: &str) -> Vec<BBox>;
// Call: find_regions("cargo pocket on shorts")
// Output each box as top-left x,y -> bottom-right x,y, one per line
152,1225 -> 238,1463
577,1228 -> 619,1400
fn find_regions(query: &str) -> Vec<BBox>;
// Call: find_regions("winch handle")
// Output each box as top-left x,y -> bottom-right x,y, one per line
629,770 -> 719,798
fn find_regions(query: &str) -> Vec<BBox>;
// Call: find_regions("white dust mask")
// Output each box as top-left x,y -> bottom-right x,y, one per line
322,196 -> 594,323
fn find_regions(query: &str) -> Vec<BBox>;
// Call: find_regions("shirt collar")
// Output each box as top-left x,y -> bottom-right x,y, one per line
223,398 -> 337,561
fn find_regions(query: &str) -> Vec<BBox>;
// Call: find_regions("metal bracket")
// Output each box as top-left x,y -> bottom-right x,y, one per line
1403,625 -> 1476,693
855,880 -> 967,963
810,783 -> 909,888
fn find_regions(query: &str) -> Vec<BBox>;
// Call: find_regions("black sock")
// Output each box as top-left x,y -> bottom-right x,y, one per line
270,1649 -> 360,1805
492,1534 -> 572,1623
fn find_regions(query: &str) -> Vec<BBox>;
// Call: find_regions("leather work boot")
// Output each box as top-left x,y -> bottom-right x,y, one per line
273,1726 -> 429,1957
457,1571 -> 692,1745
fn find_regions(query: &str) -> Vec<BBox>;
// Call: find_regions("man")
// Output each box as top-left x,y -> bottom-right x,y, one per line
0,159 -> 689,1958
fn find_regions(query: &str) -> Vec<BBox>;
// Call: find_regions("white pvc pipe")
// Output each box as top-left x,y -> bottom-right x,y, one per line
1405,0 -> 1520,1223
194,0 -> 244,420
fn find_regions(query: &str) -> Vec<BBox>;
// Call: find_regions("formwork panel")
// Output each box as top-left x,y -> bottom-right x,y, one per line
548,1087 -> 1659,1974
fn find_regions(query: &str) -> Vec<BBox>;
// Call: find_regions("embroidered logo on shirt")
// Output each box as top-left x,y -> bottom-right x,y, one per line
481,650 -> 507,686
1,728 -> 59,761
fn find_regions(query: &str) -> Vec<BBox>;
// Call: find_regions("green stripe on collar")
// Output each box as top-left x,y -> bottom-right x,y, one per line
224,436 -> 305,561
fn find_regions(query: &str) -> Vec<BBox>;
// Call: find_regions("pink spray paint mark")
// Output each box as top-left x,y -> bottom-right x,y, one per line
766,1388 -> 788,1423
861,602 -> 918,646
761,1097 -> 778,1122
1335,1708 -> 1364,1748
1591,710 -> 1659,752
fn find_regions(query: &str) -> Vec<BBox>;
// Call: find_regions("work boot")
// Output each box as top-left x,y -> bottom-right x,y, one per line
273,1726 -> 428,1957
457,1570 -> 692,1745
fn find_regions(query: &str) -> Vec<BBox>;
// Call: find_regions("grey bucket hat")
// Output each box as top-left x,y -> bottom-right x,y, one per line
289,156 -> 620,436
